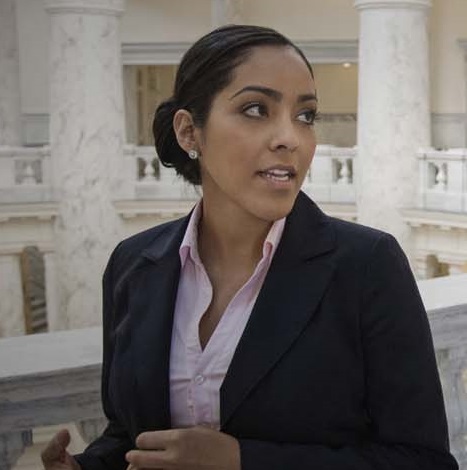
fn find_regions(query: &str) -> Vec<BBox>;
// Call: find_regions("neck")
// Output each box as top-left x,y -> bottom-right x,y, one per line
198,198 -> 272,271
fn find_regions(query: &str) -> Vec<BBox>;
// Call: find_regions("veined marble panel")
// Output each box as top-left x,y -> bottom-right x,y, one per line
0,0 -> 22,145
46,1 -> 125,328
0,255 -> 25,337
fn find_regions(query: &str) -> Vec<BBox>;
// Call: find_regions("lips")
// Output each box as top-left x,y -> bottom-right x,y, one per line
257,166 -> 297,182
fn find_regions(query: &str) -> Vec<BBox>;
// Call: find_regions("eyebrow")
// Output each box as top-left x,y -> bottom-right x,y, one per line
230,85 -> 318,103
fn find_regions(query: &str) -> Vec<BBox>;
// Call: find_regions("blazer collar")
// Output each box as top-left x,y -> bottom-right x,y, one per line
220,191 -> 337,427
127,214 -> 190,431
141,213 -> 191,263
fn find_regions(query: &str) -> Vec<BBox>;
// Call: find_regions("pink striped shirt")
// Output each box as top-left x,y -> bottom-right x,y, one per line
169,202 -> 285,429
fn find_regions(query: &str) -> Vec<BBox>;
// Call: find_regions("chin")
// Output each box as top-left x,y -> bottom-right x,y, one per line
254,197 -> 296,222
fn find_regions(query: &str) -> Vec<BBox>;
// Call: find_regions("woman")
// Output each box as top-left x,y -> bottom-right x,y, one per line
42,25 -> 458,470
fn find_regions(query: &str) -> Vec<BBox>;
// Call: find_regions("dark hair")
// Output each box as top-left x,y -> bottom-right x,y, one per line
153,24 -> 314,185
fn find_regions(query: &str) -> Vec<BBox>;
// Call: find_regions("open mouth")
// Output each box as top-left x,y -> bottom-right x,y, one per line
258,168 -> 296,182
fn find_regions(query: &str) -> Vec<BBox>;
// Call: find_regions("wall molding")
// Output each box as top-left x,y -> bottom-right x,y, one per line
121,40 -> 359,66
318,113 -> 358,123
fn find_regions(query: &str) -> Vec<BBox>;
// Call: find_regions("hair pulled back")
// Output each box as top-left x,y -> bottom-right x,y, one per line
153,24 -> 314,185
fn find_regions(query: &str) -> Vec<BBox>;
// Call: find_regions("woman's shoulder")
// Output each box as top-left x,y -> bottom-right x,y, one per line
296,192 -> 398,252
109,214 -> 190,271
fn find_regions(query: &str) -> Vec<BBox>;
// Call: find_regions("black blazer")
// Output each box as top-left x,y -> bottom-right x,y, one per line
76,192 -> 458,470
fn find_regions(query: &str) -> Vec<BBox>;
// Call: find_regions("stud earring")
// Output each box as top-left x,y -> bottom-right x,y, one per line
188,149 -> 198,160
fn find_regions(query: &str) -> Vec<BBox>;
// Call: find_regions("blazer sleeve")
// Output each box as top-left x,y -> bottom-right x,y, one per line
74,243 -> 133,470
238,234 -> 458,470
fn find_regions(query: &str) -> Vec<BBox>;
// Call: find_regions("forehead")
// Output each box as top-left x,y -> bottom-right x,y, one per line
226,45 -> 316,94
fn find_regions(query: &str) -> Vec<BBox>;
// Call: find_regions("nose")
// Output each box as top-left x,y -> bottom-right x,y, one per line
269,115 -> 300,153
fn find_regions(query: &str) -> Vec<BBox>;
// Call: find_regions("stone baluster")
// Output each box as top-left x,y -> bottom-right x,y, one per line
354,0 -> 432,256
0,0 -> 22,146
0,431 -> 33,470
434,162 -> 448,191
140,155 -> 157,182
19,162 -> 37,185
44,0 -> 125,328
337,158 -> 351,185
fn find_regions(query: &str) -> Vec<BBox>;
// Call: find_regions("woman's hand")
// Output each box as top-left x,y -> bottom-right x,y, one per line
41,429 -> 81,470
126,425 -> 241,470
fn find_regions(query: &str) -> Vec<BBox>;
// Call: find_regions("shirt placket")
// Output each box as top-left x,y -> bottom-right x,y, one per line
185,257 -> 214,426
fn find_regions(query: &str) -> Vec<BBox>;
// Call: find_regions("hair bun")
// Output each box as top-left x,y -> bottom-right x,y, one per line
153,97 -> 201,185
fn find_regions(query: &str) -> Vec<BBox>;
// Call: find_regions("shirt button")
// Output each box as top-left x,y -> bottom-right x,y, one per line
194,374 -> 205,385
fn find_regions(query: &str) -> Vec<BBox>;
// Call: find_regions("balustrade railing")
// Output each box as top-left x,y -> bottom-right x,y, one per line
123,145 -> 199,200
302,145 -> 357,203
3,145 -> 467,212
0,145 -> 358,205
1,275 -> 467,470
418,148 -> 467,213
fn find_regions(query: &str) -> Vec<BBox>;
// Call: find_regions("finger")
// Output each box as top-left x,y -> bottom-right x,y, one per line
41,429 -> 71,464
126,449 -> 169,469
135,429 -> 178,450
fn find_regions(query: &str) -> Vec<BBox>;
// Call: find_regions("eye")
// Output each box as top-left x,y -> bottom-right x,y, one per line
297,109 -> 318,125
242,102 -> 267,118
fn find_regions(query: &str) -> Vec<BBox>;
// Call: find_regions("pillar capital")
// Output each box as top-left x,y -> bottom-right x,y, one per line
354,0 -> 431,11
44,0 -> 125,16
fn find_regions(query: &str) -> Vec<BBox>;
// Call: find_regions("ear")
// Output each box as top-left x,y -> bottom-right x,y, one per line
173,109 -> 199,153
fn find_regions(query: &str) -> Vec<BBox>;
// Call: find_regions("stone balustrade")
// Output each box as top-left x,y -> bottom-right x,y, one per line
1,274 -> 467,469
418,148 -> 467,213
0,144 -> 357,205
0,327 -> 105,469
3,144 -> 467,214
302,144 -> 357,204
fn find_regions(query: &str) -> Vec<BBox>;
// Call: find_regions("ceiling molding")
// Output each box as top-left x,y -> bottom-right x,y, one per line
354,0 -> 432,10
122,42 -> 191,65
121,40 -> 359,66
296,40 -> 359,64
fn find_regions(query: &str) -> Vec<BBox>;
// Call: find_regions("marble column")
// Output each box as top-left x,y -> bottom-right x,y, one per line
0,0 -> 22,145
44,0 -> 125,329
211,0 -> 244,28
354,0 -> 432,255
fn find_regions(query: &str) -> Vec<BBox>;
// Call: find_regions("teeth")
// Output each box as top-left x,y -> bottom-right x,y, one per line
268,169 -> 289,176
263,171 -> 291,182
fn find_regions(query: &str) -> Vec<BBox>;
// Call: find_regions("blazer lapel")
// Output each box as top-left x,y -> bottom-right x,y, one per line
220,193 -> 336,427
127,216 -> 190,432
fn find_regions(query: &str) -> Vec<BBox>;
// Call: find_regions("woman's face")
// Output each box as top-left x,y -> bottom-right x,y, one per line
196,45 -> 318,222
